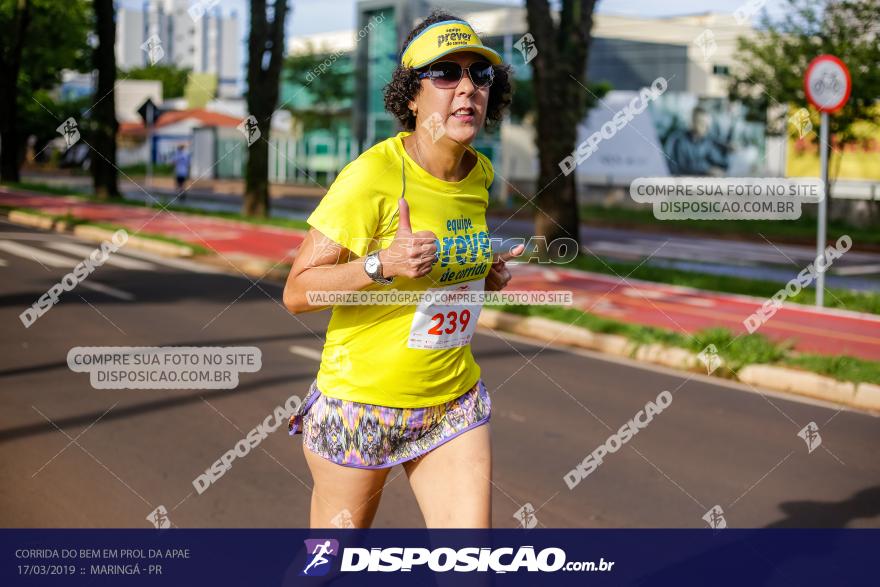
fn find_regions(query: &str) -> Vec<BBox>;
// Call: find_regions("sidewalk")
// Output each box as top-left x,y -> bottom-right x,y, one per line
2,187 -> 878,362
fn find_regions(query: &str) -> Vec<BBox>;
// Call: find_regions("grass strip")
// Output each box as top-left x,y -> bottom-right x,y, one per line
563,254 -> 880,315
487,303 -> 879,385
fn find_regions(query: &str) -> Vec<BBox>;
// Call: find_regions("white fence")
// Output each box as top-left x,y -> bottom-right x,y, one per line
191,127 -> 359,184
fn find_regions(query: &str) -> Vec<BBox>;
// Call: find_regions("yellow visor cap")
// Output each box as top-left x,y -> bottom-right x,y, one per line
401,20 -> 502,69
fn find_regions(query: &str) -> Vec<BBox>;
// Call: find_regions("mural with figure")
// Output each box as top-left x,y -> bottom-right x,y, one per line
652,95 -> 766,177
572,92 -> 767,180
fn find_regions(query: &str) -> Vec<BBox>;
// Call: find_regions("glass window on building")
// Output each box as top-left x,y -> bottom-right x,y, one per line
365,7 -> 396,145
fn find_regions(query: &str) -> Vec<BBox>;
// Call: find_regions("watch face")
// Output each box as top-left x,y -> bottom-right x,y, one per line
365,255 -> 379,274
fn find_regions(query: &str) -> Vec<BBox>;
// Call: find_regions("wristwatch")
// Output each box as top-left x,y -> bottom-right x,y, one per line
364,250 -> 393,285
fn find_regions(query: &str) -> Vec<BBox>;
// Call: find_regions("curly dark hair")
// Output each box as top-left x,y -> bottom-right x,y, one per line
383,10 -> 513,132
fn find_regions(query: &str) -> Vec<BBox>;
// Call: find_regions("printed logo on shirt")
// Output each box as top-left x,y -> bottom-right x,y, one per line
436,215 -> 491,284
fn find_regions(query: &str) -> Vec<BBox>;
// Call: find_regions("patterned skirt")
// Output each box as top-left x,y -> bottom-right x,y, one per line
288,378 -> 491,469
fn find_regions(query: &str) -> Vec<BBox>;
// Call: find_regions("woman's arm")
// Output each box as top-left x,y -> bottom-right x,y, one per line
283,205 -> 438,314
282,229 -> 374,314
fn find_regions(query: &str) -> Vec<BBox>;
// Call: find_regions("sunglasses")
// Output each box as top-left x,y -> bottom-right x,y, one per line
417,61 -> 495,89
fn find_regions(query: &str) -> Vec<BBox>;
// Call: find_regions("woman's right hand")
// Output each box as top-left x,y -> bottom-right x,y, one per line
379,197 -> 437,278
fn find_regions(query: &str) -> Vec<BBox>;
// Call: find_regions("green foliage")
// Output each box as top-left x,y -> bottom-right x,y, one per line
6,0 -> 91,94
1,0 -> 90,126
486,303 -> 879,384
783,354 -> 880,384
21,91 -> 92,158
283,43 -> 353,133
682,327 -> 790,371
728,0 -> 880,145
121,64 -> 191,99
510,77 -> 611,123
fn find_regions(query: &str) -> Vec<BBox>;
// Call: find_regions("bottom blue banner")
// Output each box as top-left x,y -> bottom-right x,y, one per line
2,529 -> 876,586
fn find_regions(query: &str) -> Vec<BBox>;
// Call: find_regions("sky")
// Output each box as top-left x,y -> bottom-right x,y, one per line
117,0 -> 789,87
119,0 -> 789,38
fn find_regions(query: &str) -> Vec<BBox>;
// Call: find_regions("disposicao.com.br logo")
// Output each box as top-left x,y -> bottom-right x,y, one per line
300,540 -> 614,575
301,539 -> 340,576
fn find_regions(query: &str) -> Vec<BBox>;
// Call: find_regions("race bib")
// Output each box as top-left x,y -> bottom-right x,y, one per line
407,279 -> 484,350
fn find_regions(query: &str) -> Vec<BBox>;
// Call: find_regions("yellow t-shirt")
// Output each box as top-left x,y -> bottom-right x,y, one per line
306,131 -> 494,408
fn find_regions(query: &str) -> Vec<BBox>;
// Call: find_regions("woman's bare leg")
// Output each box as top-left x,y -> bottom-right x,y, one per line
403,424 -> 492,528
304,444 -> 391,528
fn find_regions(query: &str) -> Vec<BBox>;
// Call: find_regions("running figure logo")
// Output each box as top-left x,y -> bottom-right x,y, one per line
422,112 -> 446,143
140,34 -> 165,65
797,421 -> 822,453
514,33 -> 538,64
238,115 -> 261,146
702,505 -> 727,530
56,118 -> 80,148
693,29 -> 717,63
514,502 -> 539,528
300,539 -> 339,576
145,505 -> 171,529
788,108 -> 813,139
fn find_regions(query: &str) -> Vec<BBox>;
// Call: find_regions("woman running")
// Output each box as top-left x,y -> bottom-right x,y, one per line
283,10 -> 520,529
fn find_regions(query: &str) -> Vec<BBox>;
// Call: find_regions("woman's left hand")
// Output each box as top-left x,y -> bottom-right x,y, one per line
485,244 -> 525,291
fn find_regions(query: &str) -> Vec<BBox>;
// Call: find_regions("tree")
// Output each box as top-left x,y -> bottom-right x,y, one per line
524,0 -> 599,255
243,0 -> 289,218
728,0 -> 880,203
0,0 -> 89,182
91,0 -> 119,199
284,42 -> 353,134
22,91 -> 91,163
122,64 -> 191,99
509,76 -> 610,125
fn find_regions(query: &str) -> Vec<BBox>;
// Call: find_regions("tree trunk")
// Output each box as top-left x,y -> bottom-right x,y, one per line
524,0 -> 597,256
0,0 -> 32,183
243,0 -> 289,218
531,58 -> 582,247
91,0 -> 120,200
243,136 -> 270,216
0,130 -> 22,183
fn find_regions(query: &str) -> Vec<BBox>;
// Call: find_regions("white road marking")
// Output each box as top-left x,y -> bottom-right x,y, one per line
47,242 -> 156,270
80,281 -> 135,301
0,240 -> 79,268
833,264 -> 880,276
113,246 -> 226,274
622,287 -> 667,299
289,345 -> 323,361
679,297 -> 716,307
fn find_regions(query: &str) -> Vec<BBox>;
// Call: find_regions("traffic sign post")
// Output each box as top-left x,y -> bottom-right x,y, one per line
804,55 -> 851,308
137,98 -> 162,189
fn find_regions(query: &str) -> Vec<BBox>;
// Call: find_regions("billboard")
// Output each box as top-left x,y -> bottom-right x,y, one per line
572,91 -> 767,181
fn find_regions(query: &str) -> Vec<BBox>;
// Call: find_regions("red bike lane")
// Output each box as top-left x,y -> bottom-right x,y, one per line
2,189 -> 877,361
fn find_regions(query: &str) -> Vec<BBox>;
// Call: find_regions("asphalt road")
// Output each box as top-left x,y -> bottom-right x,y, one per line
1,221 -> 878,529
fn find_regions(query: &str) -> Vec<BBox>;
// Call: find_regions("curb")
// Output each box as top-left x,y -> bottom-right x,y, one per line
478,308 -> 879,414
8,210 -> 55,230
73,225 -> 195,258
5,209 -> 195,258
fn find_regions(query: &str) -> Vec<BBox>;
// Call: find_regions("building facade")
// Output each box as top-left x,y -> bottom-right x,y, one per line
116,0 -> 241,98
